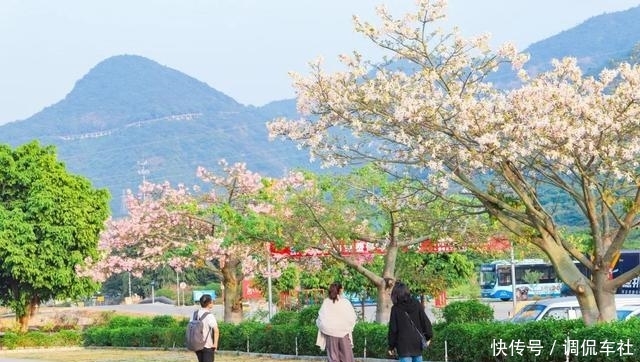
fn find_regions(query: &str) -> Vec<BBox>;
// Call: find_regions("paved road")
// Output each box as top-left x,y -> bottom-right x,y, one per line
75,298 -> 516,323
80,302 -> 224,321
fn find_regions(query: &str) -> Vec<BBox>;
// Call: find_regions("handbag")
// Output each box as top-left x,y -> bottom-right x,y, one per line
404,311 -> 428,349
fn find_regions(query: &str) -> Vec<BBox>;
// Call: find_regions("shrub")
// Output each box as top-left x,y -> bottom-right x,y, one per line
0,330 -> 83,350
353,322 -> 388,357
442,299 -> 494,323
270,310 -> 298,325
150,315 -> 178,328
105,315 -> 134,328
297,305 -> 320,326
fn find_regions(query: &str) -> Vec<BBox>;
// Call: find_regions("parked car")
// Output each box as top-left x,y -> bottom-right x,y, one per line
510,295 -> 640,323
616,304 -> 640,320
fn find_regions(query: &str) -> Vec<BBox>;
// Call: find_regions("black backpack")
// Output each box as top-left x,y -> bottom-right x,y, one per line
185,311 -> 211,351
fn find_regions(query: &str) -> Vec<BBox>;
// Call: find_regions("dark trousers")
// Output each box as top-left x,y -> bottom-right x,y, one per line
195,347 -> 214,362
324,334 -> 354,362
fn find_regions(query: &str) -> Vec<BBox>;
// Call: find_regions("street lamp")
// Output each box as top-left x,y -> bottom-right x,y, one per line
151,281 -> 156,304
510,242 -> 517,315
264,242 -> 274,321
268,252 -> 273,321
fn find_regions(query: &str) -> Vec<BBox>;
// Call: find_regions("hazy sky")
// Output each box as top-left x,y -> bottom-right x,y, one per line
2,0 -> 640,125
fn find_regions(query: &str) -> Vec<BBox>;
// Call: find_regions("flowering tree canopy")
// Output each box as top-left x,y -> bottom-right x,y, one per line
89,160 -> 306,322
268,0 -> 640,324
278,164 -> 485,322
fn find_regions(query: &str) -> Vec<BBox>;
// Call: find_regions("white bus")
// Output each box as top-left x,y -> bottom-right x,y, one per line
480,259 -> 562,301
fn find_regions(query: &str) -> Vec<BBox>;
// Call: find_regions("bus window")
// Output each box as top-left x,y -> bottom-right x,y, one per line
498,270 -> 512,286
531,265 -> 557,283
481,270 -> 497,288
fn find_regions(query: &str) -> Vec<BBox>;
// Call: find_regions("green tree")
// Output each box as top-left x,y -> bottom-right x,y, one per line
278,165 -> 490,323
0,141 -> 110,331
396,252 -> 475,300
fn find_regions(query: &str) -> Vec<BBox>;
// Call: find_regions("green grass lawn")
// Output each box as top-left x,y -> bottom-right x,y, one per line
0,348 -> 323,362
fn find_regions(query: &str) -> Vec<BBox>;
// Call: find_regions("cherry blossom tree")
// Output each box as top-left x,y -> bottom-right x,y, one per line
268,0 -> 640,324
87,161 -> 304,323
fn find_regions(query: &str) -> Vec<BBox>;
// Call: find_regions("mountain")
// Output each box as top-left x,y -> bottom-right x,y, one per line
1,6 -> 639,220
526,5 -> 640,75
0,55 -> 311,216
491,5 -> 640,87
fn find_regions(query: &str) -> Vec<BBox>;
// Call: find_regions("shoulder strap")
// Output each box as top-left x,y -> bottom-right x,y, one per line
201,311 -> 212,342
192,311 -> 199,320
404,311 -> 421,332
403,311 -> 416,326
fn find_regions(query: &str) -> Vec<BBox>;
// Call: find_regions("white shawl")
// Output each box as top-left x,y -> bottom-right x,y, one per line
315,296 -> 357,349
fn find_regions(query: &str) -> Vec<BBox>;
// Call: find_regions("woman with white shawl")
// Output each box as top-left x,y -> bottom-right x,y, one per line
316,281 -> 357,362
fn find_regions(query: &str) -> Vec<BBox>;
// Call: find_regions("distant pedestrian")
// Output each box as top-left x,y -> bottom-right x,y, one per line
388,281 -> 433,362
316,281 -> 357,362
192,294 -> 219,362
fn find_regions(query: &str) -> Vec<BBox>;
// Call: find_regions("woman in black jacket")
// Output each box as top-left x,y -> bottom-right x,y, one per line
387,281 -> 433,362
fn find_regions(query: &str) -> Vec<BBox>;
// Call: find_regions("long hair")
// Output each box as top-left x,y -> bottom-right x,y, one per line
390,281 -> 412,305
328,282 -> 342,303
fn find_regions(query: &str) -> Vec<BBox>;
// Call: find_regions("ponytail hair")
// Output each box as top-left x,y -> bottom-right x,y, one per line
328,282 -> 342,303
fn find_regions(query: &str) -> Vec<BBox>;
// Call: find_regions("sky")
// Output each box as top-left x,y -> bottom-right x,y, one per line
1,0 -> 640,126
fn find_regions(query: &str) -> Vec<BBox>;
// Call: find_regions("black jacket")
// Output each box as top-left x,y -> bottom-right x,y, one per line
387,299 -> 433,357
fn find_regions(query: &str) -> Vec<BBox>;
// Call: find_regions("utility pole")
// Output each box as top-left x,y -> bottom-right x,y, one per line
137,160 -> 149,200
511,242 -> 517,316
126,160 -> 150,302
120,189 -> 127,215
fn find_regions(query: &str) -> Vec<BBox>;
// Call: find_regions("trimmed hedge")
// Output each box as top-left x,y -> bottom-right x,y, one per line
1,330 -> 83,349
442,299 -> 494,324
3,307 -> 640,361
425,319 -> 640,362
80,313 -> 640,361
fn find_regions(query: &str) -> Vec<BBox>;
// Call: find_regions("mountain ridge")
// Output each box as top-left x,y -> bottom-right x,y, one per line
525,5 -> 640,75
0,55 -> 310,216
1,6 -> 639,219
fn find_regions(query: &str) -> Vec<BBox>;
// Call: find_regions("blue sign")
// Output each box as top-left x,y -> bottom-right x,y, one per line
192,290 -> 217,303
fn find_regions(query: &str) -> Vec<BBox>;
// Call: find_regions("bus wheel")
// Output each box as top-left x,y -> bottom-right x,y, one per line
500,298 -> 510,301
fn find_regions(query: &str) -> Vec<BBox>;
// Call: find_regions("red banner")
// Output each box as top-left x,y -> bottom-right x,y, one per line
418,237 -> 510,253
418,240 -> 457,253
269,236 -> 510,257
269,240 -> 385,258
242,279 -> 263,300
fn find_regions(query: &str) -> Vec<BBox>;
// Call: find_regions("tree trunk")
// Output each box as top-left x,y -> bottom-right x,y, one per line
539,237 -> 621,324
221,258 -> 244,323
592,269 -> 617,322
16,296 -> 39,333
17,313 -> 29,333
375,278 -> 394,323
